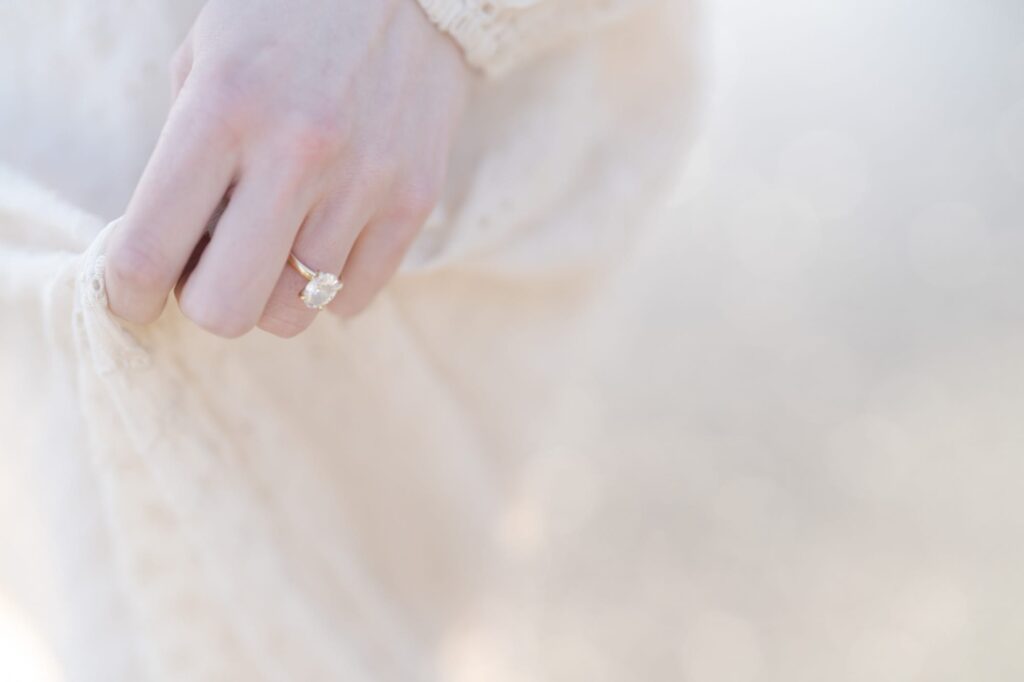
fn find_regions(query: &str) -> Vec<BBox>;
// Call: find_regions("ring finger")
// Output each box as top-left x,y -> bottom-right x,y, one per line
257,188 -> 376,338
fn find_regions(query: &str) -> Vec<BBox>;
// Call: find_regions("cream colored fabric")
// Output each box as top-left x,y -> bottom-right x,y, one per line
0,1 -> 694,680
415,0 -> 660,76
5,0 -> 1024,680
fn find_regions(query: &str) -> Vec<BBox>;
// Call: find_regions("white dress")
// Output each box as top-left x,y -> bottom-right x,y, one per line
5,1 -> 1024,680
0,1 -> 694,679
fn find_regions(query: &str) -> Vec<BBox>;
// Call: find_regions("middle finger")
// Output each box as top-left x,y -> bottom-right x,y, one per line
176,157 -> 316,338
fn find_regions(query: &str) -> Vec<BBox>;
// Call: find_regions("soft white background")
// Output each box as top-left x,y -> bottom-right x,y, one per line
478,0 -> 1024,679
2,0 -> 1023,679
556,0 -> 1024,678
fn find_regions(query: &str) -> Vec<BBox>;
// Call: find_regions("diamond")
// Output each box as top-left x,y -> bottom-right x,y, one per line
300,272 -> 343,310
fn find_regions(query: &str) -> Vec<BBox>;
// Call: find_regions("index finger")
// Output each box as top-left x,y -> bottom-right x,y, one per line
105,90 -> 238,324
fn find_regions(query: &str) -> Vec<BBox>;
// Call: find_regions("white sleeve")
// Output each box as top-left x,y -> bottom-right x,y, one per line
415,0 -> 659,76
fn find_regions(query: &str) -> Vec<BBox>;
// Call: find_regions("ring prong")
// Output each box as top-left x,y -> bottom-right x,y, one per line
289,253 -> 343,310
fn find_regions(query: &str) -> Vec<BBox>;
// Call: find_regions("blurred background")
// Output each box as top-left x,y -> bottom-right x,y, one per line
433,0 -> 1024,679
2,0 -> 1023,679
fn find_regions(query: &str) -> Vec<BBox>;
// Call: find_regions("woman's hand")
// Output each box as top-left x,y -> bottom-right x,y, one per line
105,0 -> 469,337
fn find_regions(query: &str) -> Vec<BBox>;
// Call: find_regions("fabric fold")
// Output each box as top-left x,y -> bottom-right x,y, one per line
1,185 -> 458,679
0,1 -> 695,677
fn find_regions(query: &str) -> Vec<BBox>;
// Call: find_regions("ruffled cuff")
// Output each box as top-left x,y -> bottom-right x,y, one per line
414,0 -> 529,76
417,0 -> 652,77
416,0 -> 656,76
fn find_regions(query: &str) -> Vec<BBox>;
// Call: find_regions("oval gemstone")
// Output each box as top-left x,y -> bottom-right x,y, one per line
300,273 -> 342,310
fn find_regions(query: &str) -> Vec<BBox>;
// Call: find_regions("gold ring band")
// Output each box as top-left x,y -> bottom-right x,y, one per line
288,252 -> 343,310
288,253 -> 319,282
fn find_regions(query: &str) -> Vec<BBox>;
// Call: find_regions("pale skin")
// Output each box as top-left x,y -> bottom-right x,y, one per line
104,0 -> 470,338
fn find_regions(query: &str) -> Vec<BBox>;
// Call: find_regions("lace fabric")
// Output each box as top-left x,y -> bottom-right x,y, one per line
0,0 -> 694,678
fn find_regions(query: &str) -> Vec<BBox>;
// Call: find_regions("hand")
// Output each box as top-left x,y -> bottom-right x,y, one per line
105,0 -> 469,337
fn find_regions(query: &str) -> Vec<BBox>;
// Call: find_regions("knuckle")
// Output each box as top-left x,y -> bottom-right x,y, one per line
106,235 -> 169,294
331,268 -> 390,320
203,90 -> 252,137
280,113 -> 347,166
367,225 -> 418,276
254,112 -> 349,188
190,62 -> 261,137
261,322 -> 307,339
358,153 -> 399,191
392,176 -> 441,224
188,60 -> 353,168
178,289 -> 255,339
385,222 -> 420,263
333,291 -> 375,319
258,308 -> 312,339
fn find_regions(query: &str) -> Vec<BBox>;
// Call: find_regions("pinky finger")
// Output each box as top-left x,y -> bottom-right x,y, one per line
329,216 -> 421,319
